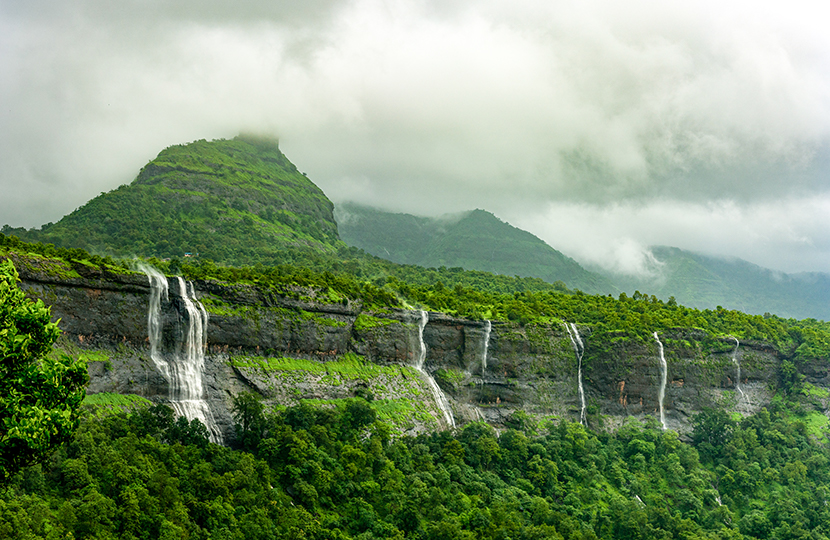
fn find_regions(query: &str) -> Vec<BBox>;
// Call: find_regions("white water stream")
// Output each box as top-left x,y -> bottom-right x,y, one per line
140,264 -> 170,380
416,310 -> 456,429
653,332 -> 668,430
142,267 -> 222,443
564,323 -> 587,425
731,337 -> 745,401
481,320 -> 491,375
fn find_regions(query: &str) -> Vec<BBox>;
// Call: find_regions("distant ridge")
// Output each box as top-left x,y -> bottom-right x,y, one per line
602,246 -> 830,321
336,203 -> 616,295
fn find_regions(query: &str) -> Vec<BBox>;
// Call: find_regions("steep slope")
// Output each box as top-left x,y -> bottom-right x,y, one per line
337,203 -> 616,294
7,242 -> 828,439
24,135 -> 340,264
607,246 -> 830,320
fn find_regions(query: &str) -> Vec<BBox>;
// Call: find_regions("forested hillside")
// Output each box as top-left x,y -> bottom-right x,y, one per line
603,246 -> 830,321
5,395 -> 830,539
5,135 -> 340,265
4,135 -> 830,539
5,228 -> 830,538
337,204 -> 615,295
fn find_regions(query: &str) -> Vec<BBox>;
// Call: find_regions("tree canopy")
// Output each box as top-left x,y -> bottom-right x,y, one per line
0,259 -> 88,479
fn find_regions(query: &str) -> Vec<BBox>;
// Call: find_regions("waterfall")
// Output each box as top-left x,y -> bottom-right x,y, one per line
415,310 -> 455,429
139,263 -> 170,380
653,331 -> 667,430
564,323 -> 587,425
481,320 -> 491,375
732,337 -> 745,400
141,267 -> 222,443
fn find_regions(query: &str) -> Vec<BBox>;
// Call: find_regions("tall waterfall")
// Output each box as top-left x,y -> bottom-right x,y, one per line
140,264 -> 170,380
481,320 -> 492,375
142,267 -> 222,443
731,337 -> 745,400
653,332 -> 668,430
416,310 -> 455,429
564,323 -> 587,425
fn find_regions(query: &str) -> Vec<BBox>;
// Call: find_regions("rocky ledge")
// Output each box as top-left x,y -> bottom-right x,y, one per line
10,253 -> 821,442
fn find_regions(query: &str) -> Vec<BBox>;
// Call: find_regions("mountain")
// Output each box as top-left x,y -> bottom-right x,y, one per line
9,134 -> 829,319
336,203 -> 617,295
604,245 -> 830,320
6,239 -> 823,439
14,135 -> 340,264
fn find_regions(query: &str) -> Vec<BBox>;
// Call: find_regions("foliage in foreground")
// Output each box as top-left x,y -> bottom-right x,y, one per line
4,396 -> 830,539
0,259 -> 88,479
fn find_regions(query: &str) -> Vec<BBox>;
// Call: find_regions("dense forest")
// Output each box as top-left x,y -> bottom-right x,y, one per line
4,393 -> 830,540
4,228 -> 830,538
2,135 -> 340,264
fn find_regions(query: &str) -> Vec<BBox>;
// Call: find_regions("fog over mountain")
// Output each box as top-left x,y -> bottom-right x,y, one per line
3,0 -> 830,274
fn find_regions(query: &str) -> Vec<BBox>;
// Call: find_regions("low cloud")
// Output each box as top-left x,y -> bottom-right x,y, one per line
2,0 -> 830,272
510,196 -> 830,275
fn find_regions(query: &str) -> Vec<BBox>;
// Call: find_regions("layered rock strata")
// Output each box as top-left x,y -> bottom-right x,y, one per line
9,253 -> 802,441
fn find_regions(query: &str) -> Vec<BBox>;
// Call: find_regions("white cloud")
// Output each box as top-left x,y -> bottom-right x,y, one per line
2,0 -> 830,273
510,195 -> 830,275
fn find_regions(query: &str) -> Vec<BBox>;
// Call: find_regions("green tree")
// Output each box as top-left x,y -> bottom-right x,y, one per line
0,259 -> 87,478
231,391 -> 266,450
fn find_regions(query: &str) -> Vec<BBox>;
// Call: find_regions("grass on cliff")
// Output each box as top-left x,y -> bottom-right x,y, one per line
4,225 -> 830,369
231,354 -> 436,431
230,353 -> 425,398
82,392 -> 152,417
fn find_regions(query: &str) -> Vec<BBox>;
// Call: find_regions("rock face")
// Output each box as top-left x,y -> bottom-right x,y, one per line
9,253 -> 809,442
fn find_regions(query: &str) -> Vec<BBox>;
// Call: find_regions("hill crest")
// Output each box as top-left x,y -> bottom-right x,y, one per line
336,203 -> 616,294
17,135 -> 341,265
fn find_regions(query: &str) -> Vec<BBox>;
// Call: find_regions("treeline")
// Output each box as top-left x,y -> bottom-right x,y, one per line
4,396 -> 830,539
4,231 -> 830,365
0,231 -> 127,271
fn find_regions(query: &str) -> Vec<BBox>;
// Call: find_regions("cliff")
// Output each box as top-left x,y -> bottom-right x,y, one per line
10,252 -> 818,442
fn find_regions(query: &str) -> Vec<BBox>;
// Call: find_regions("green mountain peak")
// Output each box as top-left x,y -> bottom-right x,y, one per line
28,136 -> 341,264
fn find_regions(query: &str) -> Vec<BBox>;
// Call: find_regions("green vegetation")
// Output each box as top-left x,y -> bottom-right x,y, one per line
5,135 -> 340,265
436,368 -> 466,386
338,204 -> 614,294
5,396 -> 830,539
609,245 -> 830,321
0,259 -> 88,479
230,352 -> 413,381
4,230 -> 830,375
81,393 -> 152,416
0,233 -> 132,278
354,313 -> 401,330
229,353 -> 430,432
5,135 -> 830,538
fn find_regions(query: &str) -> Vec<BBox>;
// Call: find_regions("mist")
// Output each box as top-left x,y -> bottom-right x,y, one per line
2,0 -> 830,274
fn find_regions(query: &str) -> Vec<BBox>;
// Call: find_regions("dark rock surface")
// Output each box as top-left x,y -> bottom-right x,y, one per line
11,254 -> 802,442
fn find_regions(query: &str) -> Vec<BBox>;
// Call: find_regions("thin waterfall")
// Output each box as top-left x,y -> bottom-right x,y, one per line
653,331 -> 668,430
139,263 -> 170,380
141,266 -> 222,443
731,337 -> 745,400
416,310 -> 456,429
564,323 -> 587,425
481,320 -> 491,375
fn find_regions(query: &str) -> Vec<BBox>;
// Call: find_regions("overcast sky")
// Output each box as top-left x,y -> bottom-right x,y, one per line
3,0 -> 830,275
